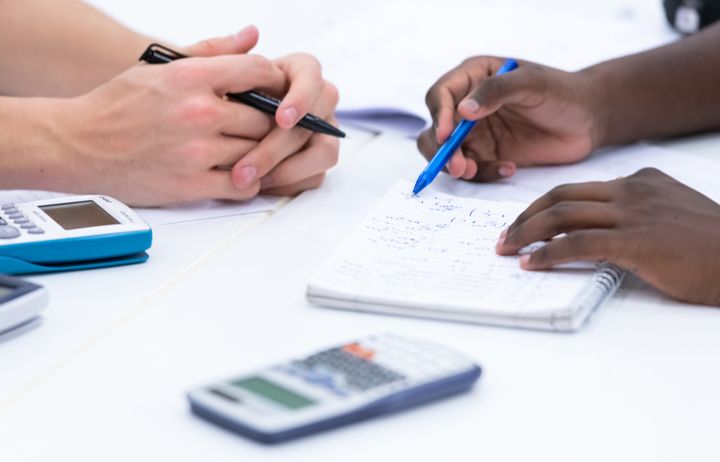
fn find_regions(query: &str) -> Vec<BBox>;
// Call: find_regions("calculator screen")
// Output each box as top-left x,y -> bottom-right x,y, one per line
39,201 -> 119,230
232,377 -> 315,410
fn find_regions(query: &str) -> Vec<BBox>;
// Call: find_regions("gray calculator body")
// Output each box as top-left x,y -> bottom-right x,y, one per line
187,333 -> 481,444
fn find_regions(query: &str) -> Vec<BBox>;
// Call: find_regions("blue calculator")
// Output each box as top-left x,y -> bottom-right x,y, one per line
187,333 -> 481,444
0,195 -> 152,274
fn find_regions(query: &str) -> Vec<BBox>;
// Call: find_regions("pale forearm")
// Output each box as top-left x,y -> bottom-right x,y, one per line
583,22 -> 720,146
0,0 -> 150,97
0,96 -> 78,190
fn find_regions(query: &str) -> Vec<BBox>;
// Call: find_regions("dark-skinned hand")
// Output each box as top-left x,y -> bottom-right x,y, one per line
417,56 -> 600,182
495,168 -> 720,306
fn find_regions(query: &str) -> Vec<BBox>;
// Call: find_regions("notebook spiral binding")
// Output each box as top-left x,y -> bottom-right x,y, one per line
555,263 -> 627,331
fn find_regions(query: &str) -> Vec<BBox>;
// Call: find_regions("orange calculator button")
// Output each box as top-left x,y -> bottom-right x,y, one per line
342,343 -> 375,360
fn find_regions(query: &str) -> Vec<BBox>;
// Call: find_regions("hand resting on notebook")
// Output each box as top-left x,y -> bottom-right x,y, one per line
495,168 -> 720,306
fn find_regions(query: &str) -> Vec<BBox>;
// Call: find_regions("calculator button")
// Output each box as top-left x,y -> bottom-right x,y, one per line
0,226 -> 21,239
299,348 -> 405,392
342,343 -> 375,360
13,218 -> 30,224
7,213 -> 24,220
27,228 -> 45,234
20,223 -> 37,229
1,203 -> 16,210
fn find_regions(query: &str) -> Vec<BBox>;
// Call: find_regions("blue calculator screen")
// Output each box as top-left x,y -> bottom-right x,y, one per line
39,201 -> 119,230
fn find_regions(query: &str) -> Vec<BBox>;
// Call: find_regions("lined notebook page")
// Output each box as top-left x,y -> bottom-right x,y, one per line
310,180 -> 596,317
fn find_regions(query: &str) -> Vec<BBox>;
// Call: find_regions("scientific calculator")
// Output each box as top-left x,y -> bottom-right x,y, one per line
0,195 -> 152,274
187,333 -> 481,444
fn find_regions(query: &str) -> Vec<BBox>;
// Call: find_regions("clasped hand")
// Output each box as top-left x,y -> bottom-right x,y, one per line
56,26 -> 339,206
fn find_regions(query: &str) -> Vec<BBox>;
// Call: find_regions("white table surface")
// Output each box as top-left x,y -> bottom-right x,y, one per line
3,1 -> 720,460
1,130 -> 719,462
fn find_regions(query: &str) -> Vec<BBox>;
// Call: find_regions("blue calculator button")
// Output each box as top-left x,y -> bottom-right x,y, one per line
27,228 -> 45,235
0,226 -> 21,239
1,204 -> 16,210
13,218 -> 30,224
7,213 -> 24,220
20,223 -> 36,229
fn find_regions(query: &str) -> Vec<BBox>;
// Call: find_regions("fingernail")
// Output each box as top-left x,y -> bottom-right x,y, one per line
460,99 -> 480,113
260,175 -> 273,188
241,166 -> 256,184
283,107 -> 298,125
499,165 -> 514,177
235,26 -> 253,42
519,254 -> 532,268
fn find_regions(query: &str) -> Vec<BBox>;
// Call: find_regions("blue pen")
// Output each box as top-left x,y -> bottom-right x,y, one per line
412,58 -> 519,195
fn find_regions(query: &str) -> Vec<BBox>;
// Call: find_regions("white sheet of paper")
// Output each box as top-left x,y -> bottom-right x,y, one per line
430,143 -> 720,205
0,190 -> 282,226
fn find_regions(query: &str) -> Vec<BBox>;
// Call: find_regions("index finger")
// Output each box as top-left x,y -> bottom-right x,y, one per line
194,54 -> 286,96
273,53 -> 326,129
508,181 -> 616,233
425,57 -> 505,142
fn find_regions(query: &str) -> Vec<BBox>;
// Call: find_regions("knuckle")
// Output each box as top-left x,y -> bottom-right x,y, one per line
246,54 -> 273,74
178,97 -> 220,128
545,184 -> 570,203
562,232 -> 585,251
547,201 -> 573,219
460,56 -> 482,68
424,80 -> 446,107
416,135 -> 427,154
324,82 -> 340,107
622,177 -> 654,197
522,62 -> 544,76
167,60 -> 206,86
180,139 -> 212,165
309,173 -> 326,189
192,39 -> 216,57
301,53 -> 322,73
320,138 -> 340,168
284,52 -> 322,74
416,131 -> 435,156
635,167 -> 663,177
424,86 -> 436,107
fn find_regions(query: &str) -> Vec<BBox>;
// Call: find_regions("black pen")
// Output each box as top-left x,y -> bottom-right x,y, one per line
139,43 -> 345,138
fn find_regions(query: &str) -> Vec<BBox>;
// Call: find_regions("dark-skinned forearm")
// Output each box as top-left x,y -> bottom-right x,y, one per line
580,22 -> 720,146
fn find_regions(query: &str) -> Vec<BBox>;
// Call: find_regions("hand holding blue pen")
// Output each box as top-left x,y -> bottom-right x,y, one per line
413,59 -> 519,195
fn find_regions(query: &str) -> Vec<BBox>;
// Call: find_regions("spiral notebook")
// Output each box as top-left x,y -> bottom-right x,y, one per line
307,180 -> 625,332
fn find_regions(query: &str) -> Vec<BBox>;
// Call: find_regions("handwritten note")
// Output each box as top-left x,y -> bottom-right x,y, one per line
310,180 -> 594,315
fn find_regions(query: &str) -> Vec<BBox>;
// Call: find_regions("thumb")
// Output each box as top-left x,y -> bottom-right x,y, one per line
182,25 -> 259,57
457,70 -> 536,120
